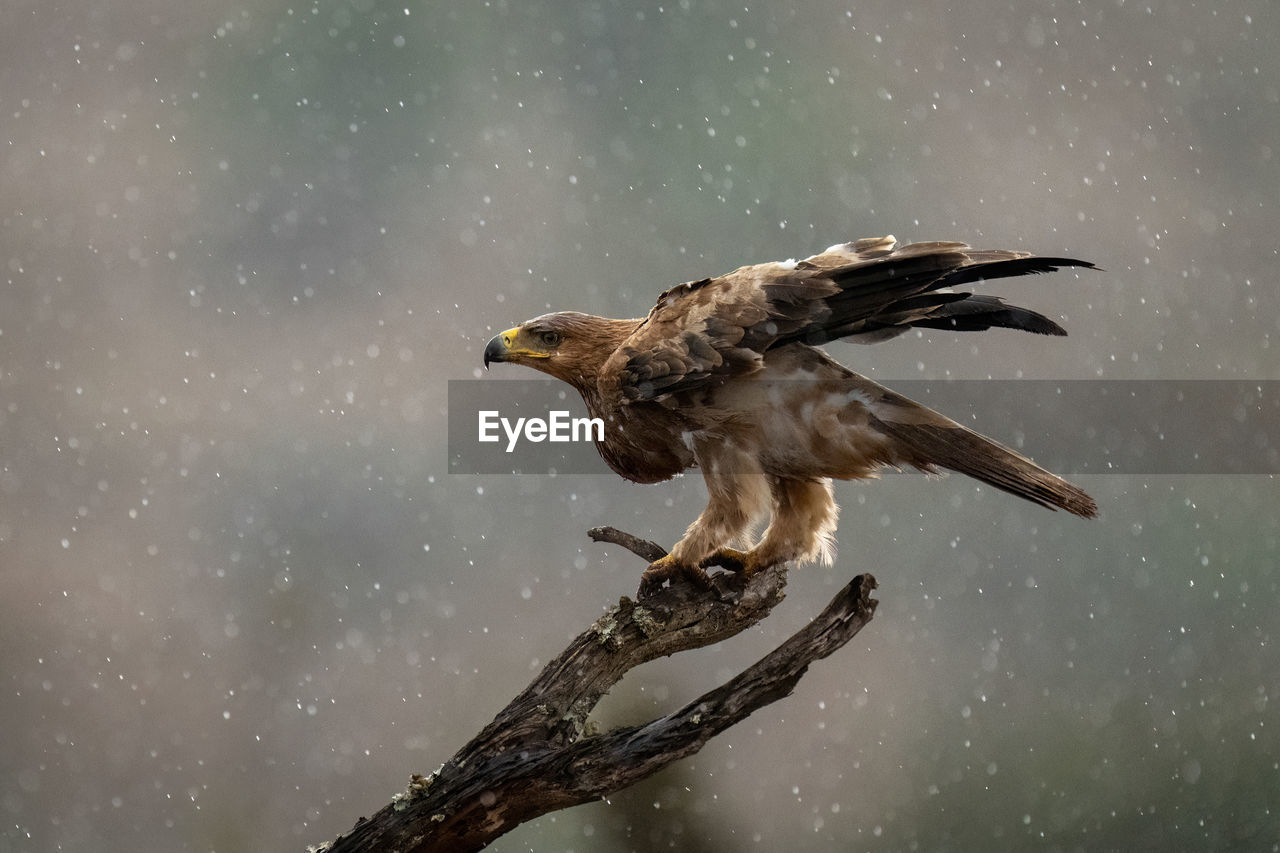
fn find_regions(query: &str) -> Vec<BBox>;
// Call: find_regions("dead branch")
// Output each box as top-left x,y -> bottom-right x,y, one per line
314,527 -> 878,853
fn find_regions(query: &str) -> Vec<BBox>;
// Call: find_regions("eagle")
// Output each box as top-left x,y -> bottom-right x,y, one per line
483,236 -> 1098,591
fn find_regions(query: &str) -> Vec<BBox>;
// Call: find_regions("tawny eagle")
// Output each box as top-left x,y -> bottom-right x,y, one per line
483,236 -> 1097,590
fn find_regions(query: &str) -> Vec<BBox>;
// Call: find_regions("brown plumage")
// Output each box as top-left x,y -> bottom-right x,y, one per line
483,236 -> 1097,589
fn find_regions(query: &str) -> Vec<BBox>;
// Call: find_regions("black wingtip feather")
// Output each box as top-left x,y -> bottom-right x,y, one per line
910,295 -> 1069,336
938,256 -> 1096,289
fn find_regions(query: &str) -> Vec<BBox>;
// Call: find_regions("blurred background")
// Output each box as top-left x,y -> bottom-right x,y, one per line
3,1 -> 1277,850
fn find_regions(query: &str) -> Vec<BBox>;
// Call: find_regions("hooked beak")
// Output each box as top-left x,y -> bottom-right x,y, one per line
483,328 -> 518,369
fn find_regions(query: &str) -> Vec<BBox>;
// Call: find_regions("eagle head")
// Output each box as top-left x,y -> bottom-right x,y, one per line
483,316 -> 562,368
483,311 -> 639,389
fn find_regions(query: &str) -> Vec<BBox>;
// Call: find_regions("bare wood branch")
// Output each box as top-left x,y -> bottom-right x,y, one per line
315,529 -> 878,853
587,525 -> 668,562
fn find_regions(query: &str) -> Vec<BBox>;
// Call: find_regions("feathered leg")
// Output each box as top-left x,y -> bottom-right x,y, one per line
642,442 -> 769,591
710,477 -> 838,577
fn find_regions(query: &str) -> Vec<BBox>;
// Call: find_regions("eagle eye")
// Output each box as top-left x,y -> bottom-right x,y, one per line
537,330 -> 562,348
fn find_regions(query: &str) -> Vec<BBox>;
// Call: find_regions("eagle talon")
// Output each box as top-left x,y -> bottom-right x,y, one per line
703,547 -> 763,578
640,554 -> 713,597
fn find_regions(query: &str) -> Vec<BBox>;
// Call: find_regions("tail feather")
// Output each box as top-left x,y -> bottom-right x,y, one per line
868,407 -> 1098,518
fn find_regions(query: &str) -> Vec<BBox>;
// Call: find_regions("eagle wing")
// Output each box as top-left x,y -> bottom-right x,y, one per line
603,236 -> 1094,402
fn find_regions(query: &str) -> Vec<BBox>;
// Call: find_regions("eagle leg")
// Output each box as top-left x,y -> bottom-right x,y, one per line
639,553 -> 714,597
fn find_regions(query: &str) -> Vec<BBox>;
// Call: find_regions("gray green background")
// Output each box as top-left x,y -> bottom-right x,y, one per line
3,1 -> 1277,850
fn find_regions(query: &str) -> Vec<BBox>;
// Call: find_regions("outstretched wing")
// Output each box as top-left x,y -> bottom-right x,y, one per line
604,236 -> 1094,402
